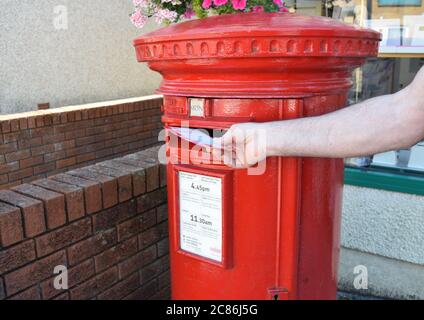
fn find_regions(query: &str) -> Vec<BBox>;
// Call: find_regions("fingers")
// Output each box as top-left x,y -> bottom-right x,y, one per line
207,124 -> 264,169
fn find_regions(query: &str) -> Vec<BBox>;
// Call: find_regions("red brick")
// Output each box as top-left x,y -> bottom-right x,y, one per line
141,209 -> 157,231
0,240 -> 36,274
51,174 -> 102,214
137,188 -> 167,213
4,250 -> 67,295
67,168 -> 118,209
69,278 -> 96,300
95,147 -> 115,159
138,221 -> 168,250
51,114 -> 61,125
20,155 -> 44,169
12,183 -> 66,229
44,150 -> 66,162
96,266 -> 119,292
35,218 -> 91,257
0,181 -> 20,191
31,144 -> 55,156
35,115 -> 44,127
76,152 -> 96,163
43,115 -> 53,126
74,111 -> 82,121
86,125 -> 107,136
33,162 -> 56,175
0,202 -> 23,247
0,277 -> 5,300
22,174 -> 45,184
19,118 -> 28,130
27,117 -> 36,129
54,140 -> 75,151
42,133 -> 65,145
67,228 -> 117,266
157,238 -> 169,257
158,269 -> 170,290
149,284 -> 171,300
125,279 -> 158,300
65,129 -> 86,140
53,292 -> 69,300
1,121 -> 11,133
0,142 -> 18,154
32,179 -> 85,221
117,216 -> 143,242
159,164 -> 167,187
92,200 -> 136,232
0,161 -> 19,175
156,204 -> 168,223
29,127 -> 52,139
0,190 -> 45,238
118,245 -> 157,280
0,174 -> 7,185
94,237 -> 138,272
60,113 -> 67,124
90,165 -> 132,202
8,286 -> 41,300
97,272 -> 139,300
70,266 -> 118,300
18,137 -> 42,149
98,160 -> 146,196
56,157 -> 76,169
6,150 -> 31,162
140,255 -> 169,285
75,135 -> 97,146
8,168 -> 33,182
113,144 -> 129,154
40,259 -> 95,299
119,157 -> 159,192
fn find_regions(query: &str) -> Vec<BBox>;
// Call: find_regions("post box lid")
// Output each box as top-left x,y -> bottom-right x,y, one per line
134,12 -> 380,49
134,12 -> 381,98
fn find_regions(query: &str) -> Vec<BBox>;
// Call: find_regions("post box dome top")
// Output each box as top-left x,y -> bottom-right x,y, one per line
134,13 -> 381,98
134,13 -> 380,58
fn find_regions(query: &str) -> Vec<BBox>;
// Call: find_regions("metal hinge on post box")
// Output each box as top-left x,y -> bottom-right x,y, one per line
268,288 -> 289,300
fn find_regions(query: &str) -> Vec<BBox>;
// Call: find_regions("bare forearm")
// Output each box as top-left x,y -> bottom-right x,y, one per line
267,85 -> 424,158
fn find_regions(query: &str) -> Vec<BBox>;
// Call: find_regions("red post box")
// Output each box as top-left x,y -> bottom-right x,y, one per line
134,13 -> 380,300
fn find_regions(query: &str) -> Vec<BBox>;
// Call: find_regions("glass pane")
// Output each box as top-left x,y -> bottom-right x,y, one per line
317,1 -> 424,173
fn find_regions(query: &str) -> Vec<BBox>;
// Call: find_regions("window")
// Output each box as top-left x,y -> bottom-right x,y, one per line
285,0 -> 424,194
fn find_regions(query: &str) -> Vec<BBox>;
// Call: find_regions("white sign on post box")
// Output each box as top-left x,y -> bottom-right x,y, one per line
189,98 -> 205,117
179,171 -> 222,262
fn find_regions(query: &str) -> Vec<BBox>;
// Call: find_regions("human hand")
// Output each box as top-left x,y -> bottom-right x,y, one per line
212,122 -> 271,168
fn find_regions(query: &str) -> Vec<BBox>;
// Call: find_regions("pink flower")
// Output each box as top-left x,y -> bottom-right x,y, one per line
130,9 -> 147,28
279,6 -> 289,12
202,0 -> 212,9
273,0 -> 283,7
231,0 -> 246,10
154,8 -> 178,24
133,0 -> 145,6
213,0 -> 228,6
251,5 -> 264,13
184,7 -> 195,19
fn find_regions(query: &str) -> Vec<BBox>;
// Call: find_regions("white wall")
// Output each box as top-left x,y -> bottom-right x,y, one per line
339,185 -> 424,299
0,0 -> 161,114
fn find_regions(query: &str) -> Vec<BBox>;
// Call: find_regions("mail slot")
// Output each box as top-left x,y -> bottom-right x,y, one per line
134,13 -> 380,300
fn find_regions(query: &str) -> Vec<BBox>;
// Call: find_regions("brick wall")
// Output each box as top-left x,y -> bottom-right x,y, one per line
0,95 -> 163,190
0,145 -> 170,300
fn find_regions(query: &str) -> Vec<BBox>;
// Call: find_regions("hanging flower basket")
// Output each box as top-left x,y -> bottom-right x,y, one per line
130,0 -> 290,29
